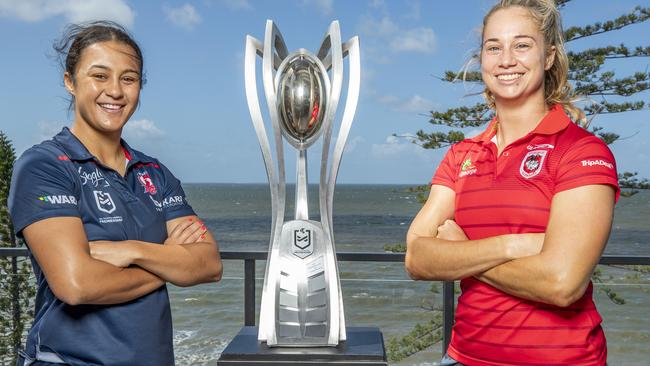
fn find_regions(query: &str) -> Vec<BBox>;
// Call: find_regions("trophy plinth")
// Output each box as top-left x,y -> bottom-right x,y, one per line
241,19 -> 361,348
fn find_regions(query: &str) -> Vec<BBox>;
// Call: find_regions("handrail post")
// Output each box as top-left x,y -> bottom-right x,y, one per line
244,259 -> 256,326
442,281 -> 455,354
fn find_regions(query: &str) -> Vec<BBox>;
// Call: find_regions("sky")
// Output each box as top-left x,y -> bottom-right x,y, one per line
1,0 -> 649,184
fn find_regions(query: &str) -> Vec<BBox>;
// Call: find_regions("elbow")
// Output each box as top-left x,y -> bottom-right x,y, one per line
210,259 -> 223,283
546,273 -> 588,308
50,277 -> 89,306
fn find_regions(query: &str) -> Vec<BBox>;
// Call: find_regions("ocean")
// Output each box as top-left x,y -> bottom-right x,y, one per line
170,184 -> 650,365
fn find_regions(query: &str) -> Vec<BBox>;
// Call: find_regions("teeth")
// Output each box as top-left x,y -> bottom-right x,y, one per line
497,73 -> 523,81
99,103 -> 122,110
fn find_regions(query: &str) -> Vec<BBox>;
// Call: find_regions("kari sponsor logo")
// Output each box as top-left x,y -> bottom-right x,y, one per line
79,167 -> 109,187
459,157 -> 477,178
520,150 -> 548,179
581,159 -> 613,169
38,195 -> 77,205
162,195 -> 185,208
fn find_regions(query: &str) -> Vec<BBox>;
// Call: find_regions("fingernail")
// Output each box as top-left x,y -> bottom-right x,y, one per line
188,218 -> 193,221
201,225 -> 206,230
201,234 -> 206,239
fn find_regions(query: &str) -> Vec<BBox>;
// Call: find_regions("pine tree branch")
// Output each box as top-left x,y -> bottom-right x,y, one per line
564,6 -> 650,42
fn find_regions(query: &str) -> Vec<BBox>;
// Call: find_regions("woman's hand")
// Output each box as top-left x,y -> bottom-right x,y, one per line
164,218 -> 207,245
436,219 -> 468,241
89,241 -> 135,268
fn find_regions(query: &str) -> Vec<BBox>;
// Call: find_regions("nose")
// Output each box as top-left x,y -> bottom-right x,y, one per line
499,48 -> 517,67
105,76 -> 124,99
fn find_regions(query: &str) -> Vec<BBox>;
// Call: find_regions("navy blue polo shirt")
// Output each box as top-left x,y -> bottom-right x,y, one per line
9,127 -> 195,366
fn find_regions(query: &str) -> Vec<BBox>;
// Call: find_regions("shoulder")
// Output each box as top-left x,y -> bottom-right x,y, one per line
557,123 -> 615,162
14,140 -> 73,176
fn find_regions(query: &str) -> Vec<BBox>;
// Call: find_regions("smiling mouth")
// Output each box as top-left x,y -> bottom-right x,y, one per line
497,73 -> 523,81
98,103 -> 124,112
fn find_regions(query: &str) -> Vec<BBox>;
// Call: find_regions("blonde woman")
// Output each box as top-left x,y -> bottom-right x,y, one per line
406,1 -> 618,365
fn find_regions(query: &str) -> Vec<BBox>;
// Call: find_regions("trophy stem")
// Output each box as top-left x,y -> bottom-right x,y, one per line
295,149 -> 309,220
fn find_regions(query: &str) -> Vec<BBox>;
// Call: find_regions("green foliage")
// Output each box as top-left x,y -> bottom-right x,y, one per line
0,131 -> 36,365
383,243 -> 407,253
618,172 -> 650,197
386,313 -> 443,363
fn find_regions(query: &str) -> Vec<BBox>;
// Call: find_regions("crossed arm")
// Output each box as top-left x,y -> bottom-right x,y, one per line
23,215 -> 222,306
405,184 -> 615,307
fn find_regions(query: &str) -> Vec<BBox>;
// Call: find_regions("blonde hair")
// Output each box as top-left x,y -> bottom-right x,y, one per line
479,0 -> 586,125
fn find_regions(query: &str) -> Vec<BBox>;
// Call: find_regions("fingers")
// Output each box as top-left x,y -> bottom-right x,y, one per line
167,218 -> 208,244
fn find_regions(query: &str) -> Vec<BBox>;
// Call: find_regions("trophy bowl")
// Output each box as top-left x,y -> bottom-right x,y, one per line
276,53 -> 327,144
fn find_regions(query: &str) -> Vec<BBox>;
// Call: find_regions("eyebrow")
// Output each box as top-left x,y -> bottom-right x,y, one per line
88,64 -> 140,75
483,35 -> 536,45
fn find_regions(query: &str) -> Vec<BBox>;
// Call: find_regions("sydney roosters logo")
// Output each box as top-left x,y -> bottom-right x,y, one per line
137,172 -> 157,194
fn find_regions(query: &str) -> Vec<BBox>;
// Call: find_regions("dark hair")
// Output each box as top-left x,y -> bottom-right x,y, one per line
53,21 -> 146,110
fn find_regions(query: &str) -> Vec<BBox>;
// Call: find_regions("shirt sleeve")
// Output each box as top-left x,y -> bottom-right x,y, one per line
555,136 -> 620,202
8,148 -> 81,236
431,146 -> 457,190
157,161 -> 196,221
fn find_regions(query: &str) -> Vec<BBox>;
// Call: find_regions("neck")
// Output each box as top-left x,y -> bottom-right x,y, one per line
70,120 -> 125,172
494,94 -> 549,150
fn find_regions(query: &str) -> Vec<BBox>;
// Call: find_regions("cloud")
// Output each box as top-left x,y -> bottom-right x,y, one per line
371,134 -> 430,159
218,0 -> 253,11
37,121 -> 66,142
358,15 -> 436,55
390,27 -> 436,53
378,94 -> 434,113
301,0 -> 333,16
0,0 -> 135,27
344,136 -> 365,153
123,119 -> 165,140
164,3 -> 202,30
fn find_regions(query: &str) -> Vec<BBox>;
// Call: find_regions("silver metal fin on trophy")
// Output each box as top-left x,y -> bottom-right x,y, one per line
244,20 -> 360,347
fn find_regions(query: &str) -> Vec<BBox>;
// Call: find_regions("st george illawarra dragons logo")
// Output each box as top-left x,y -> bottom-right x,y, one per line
520,150 -> 548,179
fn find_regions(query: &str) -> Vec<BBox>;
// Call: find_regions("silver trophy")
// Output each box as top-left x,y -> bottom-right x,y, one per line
244,20 -> 360,347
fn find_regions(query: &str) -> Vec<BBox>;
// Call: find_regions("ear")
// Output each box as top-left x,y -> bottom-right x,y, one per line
545,45 -> 557,71
63,72 -> 75,96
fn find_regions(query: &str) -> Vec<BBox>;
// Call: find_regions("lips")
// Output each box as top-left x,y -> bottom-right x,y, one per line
496,73 -> 523,81
98,103 -> 124,113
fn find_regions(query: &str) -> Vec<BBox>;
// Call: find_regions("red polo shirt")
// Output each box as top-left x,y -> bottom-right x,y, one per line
432,105 -> 619,365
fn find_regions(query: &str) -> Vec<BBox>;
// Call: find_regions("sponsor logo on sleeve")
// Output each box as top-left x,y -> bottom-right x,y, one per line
520,150 -> 548,179
38,195 -> 77,205
137,172 -> 158,195
459,157 -> 477,178
581,159 -> 613,169
162,195 -> 185,209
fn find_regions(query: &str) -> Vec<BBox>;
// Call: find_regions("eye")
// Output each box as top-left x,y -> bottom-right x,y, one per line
484,45 -> 501,54
515,43 -> 531,50
92,73 -> 108,81
121,74 -> 140,85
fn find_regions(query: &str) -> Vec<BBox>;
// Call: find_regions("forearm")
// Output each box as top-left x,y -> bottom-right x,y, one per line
129,240 -> 222,287
406,234 -> 512,281
63,259 -> 164,305
476,252 -> 589,307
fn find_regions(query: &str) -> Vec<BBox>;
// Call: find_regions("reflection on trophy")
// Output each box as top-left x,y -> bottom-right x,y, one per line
244,20 -> 360,347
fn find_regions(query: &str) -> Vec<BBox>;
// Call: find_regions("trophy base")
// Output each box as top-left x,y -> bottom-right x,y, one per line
218,326 -> 387,365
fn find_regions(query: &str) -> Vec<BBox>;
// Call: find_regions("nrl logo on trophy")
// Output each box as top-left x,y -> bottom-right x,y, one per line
244,20 -> 360,346
293,228 -> 313,259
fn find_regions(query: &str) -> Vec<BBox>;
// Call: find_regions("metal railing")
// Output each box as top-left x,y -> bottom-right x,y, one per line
1,247 -> 650,354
